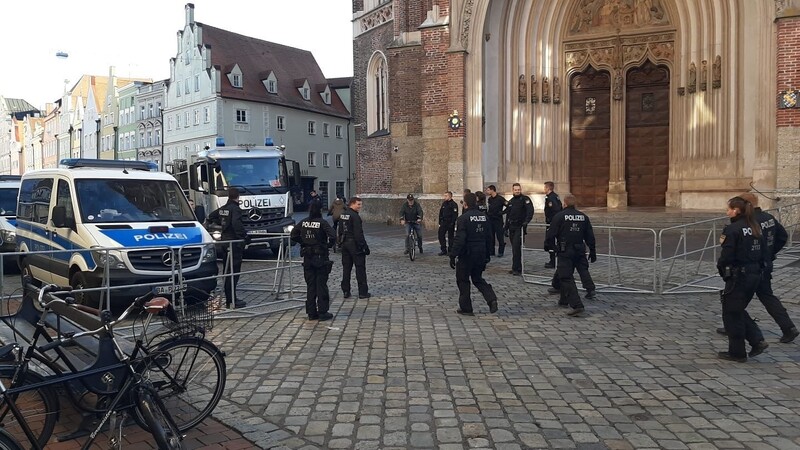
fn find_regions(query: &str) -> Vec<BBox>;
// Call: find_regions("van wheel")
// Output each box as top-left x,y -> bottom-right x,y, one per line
70,272 -> 99,307
20,261 -> 38,299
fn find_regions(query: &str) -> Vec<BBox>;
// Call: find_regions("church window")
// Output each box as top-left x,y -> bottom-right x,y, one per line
367,52 -> 389,134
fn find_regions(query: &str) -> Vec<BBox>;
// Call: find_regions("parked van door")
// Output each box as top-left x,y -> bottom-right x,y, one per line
17,177 -> 55,283
50,178 -> 78,286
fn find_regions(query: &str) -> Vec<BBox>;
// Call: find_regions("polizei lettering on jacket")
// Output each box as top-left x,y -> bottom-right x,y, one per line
340,214 -> 350,221
133,232 -> 189,242
303,221 -> 321,228
564,214 -> 585,221
469,215 -> 487,222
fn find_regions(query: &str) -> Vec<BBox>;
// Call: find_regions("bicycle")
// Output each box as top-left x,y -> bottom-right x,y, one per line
402,219 -> 421,261
0,283 -> 226,448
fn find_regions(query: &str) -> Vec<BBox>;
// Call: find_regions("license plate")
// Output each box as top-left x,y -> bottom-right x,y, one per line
156,283 -> 187,295
247,229 -> 270,235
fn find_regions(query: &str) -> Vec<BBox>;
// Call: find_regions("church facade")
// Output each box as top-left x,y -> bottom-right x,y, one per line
352,0 -> 800,216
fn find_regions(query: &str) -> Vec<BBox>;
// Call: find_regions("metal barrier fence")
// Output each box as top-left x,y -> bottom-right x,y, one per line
0,233 -> 305,322
522,202 -> 800,295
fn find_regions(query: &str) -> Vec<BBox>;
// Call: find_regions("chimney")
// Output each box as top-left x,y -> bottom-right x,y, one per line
186,3 -> 195,25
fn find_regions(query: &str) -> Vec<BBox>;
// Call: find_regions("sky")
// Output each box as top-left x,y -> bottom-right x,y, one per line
1,0 -> 354,110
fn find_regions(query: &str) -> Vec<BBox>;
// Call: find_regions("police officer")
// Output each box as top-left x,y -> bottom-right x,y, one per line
438,191 -> 459,256
449,192 -> 498,315
291,202 -> 336,321
504,183 -> 534,275
545,194 -> 595,316
206,187 -> 247,309
485,185 -> 507,257
716,196 -> 769,362
716,193 -> 798,343
543,181 -> 562,269
475,191 -> 488,213
338,197 -> 371,299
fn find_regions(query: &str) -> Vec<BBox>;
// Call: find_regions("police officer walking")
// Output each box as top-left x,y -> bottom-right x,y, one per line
545,194 -> 596,316
485,185 -> 507,257
206,187 -> 247,309
438,191 -> 459,256
543,181 -> 562,269
338,197 -> 371,299
716,193 -> 798,342
716,196 -> 769,362
291,203 -> 336,321
450,193 -> 498,316
505,183 -> 534,275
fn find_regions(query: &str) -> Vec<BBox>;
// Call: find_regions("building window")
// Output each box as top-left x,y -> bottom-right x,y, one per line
335,153 -> 343,168
367,52 -> 389,134
156,102 -> 162,114
336,181 -> 345,199
176,114 -> 181,128
148,104 -> 153,118
195,74 -> 200,92
268,79 -> 277,93
194,109 -> 199,125
308,152 -> 316,166
140,132 -> 145,147
318,181 -> 329,207
147,131 -> 153,146
184,112 -> 190,127
140,106 -> 145,120
167,116 -> 173,131
323,123 -> 330,137
277,115 -> 285,131
176,81 -> 181,97
232,74 -> 241,88
322,153 -> 329,167
155,129 -> 161,145
204,107 -> 211,123
308,121 -> 316,135
335,125 -> 343,138
185,78 -> 190,94
302,87 -> 310,100
236,109 -> 248,123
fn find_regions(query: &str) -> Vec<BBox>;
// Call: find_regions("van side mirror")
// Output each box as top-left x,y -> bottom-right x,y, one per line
189,163 -> 201,192
52,206 -> 67,228
292,161 -> 301,187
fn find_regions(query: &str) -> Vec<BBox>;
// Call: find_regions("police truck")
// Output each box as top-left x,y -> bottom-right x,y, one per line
168,138 -> 300,255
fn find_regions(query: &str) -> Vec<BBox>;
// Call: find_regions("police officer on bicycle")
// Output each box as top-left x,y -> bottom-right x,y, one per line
545,194 -> 595,317
206,187 -> 247,309
400,194 -> 424,254
291,203 -> 336,321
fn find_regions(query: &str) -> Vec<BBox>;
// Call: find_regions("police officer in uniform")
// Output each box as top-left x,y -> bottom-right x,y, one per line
438,191 -> 459,256
485,185 -> 507,257
206,187 -> 247,309
449,192 -> 498,315
545,194 -> 595,316
338,197 -> 371,299
543,181 -> 562,269
716,193 -> 798,343
504,183 -> 534,275
291,202 -> 336,321
717,196 -> 769,362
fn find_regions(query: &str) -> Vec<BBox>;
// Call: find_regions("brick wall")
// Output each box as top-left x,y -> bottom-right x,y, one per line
777,17 -> 800,127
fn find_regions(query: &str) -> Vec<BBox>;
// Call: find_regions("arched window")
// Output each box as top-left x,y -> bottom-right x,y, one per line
366,52 -> 389,135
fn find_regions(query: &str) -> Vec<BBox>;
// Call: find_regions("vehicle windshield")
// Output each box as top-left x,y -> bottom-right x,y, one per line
0,188 -> 18,216
75,179 -> 194,223
213,158 -> 286,191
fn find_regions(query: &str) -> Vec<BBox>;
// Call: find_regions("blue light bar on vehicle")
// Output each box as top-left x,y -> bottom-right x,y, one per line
0,175 -> 22,181
59,159 -> 158,171
265,137 -> 274,146
216,137 -> 225,147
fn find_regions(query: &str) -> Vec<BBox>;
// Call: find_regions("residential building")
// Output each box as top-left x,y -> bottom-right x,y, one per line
81,85 -> 101,159
135,80 -> 166,168
117,82 -> 148,161
0,97 -> 39,175
165,4 -> 353,209
23,116 -> 44,172
352,0 -> 800,217
42,102 -> 59,169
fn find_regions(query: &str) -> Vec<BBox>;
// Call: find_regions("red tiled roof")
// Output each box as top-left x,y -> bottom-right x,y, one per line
198,23 -> 350,119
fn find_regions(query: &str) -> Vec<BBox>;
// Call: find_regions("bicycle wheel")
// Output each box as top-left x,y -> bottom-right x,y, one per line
409,232 -> 416,261
0,367 -> 59,447
135,337 -> 226,432
0,428 -> 22,450
134,385 -> 182,450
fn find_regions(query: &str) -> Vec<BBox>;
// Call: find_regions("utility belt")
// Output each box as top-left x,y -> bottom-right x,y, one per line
721,264 -> 761,279
301,246 -> 328,256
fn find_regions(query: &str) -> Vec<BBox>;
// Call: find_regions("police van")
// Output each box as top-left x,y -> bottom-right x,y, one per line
0,175 -> 21,269
15,159 -> 218,306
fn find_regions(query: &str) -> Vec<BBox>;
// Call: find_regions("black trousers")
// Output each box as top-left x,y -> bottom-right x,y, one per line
221,242 -> 244,306
556,251 -> 591,309
756,272 -> 796,332
545,225 -> 555,265
551,255 -> 596,298
438,222 -> 455,252
721,273 -> 764,357
489,217 -> 505,256
303,255 -> 332,316
509,226 -> 523,273
456,255 -> 497,313
341,241 -> 368,296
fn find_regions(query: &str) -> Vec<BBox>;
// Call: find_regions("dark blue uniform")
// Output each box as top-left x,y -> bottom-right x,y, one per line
752,208 -> 796,337
505,194 -> 534,274
338,208 -> 370,298
438,199 -> 459,254
207,199 -> 247,307
545,206 -> 596,311
544,191 -> 562,267
487,194 -> 507,256
291,216 -> 335,319
717,217 -> 768,358
450,208 -> 497,314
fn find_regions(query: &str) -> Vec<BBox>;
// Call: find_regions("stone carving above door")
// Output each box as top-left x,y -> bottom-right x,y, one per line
565,33 -> 674,73
569,0 -> 670,35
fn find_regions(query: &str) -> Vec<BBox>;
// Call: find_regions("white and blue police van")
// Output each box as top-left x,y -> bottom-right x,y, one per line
0,175 -> 22,268
15,159 -> 218,306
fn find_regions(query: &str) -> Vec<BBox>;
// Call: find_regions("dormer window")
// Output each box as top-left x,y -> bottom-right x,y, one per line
303,88 -> 310,100
320,85 -> 332,105
232,75 -> 241,88
298,80 -> 311,101
263,71 -> 278,94
227,64 -> 244,89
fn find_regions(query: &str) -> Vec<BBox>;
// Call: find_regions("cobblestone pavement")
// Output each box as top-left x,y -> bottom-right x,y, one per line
201,220 -> 800,449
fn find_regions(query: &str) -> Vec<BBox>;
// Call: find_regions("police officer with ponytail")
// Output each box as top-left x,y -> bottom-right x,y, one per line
716,196 -> 769,362
291,202 -> 336,321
